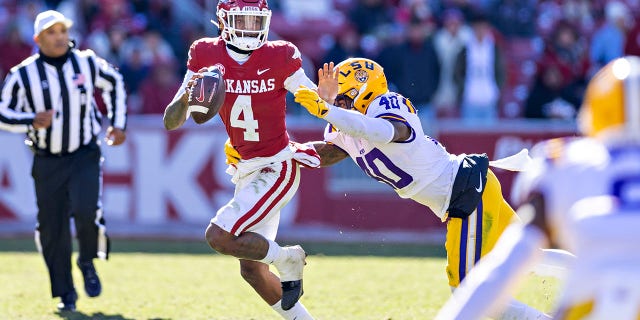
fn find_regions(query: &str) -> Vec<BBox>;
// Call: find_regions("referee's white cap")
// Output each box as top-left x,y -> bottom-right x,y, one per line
33,10 -> 73,38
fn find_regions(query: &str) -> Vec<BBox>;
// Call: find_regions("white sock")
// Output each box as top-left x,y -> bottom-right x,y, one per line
271,300 -> 314,320
260,239 -> 284,264
497,299 -> 551,320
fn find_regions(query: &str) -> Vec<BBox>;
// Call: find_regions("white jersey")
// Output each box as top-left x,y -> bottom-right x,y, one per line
512,136 -> 640,316
324,91 -> 462,219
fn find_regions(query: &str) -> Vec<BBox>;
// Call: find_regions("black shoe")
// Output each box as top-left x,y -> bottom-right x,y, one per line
77,260 -> 101,297
57,290 -> 77,312
281,280 -> 303,310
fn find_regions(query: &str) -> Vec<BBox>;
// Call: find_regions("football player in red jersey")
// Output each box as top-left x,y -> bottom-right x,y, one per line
163,1 -> 317,318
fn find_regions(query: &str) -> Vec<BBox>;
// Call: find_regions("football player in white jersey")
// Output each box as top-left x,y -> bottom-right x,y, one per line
436,56 -> 640,320
288,58 -> 573,319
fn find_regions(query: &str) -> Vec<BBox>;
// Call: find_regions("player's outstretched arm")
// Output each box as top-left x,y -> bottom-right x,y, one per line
294,87 -> 399,143
308,141 -> 349,167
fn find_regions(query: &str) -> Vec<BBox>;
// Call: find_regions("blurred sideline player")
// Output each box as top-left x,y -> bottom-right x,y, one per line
163,1 -> 317,319
436,56 -> 640,320
227,57 -> 571,319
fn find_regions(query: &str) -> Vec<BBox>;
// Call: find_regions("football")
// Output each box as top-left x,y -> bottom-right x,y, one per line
188,66 -> 225,124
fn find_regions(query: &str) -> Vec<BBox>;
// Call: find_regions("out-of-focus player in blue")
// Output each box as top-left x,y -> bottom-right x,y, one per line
436,56 -> 640,320
285,58 -> 574,319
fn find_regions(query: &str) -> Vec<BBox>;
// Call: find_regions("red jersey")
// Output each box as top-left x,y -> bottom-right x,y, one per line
187,37 -> 302,159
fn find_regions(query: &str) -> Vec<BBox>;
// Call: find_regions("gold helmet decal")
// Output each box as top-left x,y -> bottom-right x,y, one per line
336,58 -> 388,114
354,69 -> 369,83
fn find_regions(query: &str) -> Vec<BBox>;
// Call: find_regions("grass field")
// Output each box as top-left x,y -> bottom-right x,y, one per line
0,238 -> 559,320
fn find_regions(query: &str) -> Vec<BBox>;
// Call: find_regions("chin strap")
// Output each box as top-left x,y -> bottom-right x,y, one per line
226,43 -> 253,55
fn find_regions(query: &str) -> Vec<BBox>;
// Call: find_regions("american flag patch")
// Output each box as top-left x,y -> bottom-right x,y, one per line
73,74 -> 85,86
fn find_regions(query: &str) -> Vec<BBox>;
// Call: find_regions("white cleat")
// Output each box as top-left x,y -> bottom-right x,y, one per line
277,245 -> 307,310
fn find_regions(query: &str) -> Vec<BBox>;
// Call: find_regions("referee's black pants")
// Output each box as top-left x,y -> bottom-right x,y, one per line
32,142 -> 103,298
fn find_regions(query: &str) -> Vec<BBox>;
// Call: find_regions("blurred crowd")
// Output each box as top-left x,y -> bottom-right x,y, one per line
2,0 -> 640,122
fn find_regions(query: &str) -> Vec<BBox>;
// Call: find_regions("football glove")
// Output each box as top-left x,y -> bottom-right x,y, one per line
224,138 -> 241,165
294,86 -> 330,118
289,141 -> 320,168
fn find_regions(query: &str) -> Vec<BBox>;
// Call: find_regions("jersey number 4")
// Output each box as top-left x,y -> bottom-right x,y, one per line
230,95 -> 259,141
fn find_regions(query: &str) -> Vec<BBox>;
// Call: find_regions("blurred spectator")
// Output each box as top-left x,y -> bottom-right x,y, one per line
524,21 -> 589,119
119,46 -> 151,96
536,0 -> 564,39
44,0 -> 62,8
90,0 -> 134,31
56,0 -> 99,37
279,0 -> 334,20
322,26 -> 365,64
146,0 -> 186,63
377,20 -> 440,126
14,0 -> 45,43
85,25 -> 128,65
490,0 -> 537,38
590,1 -> 631,73
349,0 -> 395,37
625,10 -> 640,55
433,8 -> 472,118
395,0 -> 432,26
561,0 -> 595,35
454,11 -> 505,123
0,22 -> 33,79
137,62 -> 180,114
141,30 -> 176,64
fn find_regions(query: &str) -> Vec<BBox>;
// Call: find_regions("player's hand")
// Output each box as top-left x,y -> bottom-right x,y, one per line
224,138 -> 241,165
106,126 -> 126,146
294,86 -> 330,118
185,67 -> 208,92
317,62 -> 338,103
33,110 -> 54,129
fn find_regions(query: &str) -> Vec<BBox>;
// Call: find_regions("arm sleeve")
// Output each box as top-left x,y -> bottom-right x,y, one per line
92,54 -> 127,130
0,71 -> 32,133
284,68 -> 316,93
323,105 -> 395,143
435,224 -> 547,320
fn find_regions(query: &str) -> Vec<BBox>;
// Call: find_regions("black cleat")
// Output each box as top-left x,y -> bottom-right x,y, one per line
77,260 -> 101,297
57,290 -> 77,312
281,280 -> 303,310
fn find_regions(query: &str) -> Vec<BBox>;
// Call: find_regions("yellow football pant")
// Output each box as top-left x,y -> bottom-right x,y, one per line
556,300 -> 640,320
444,169 -> 519,287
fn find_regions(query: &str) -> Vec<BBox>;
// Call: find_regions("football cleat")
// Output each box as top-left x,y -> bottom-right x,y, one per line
56,290 -> 77,312
276,245 -> 307,310
77,259 -> 102,297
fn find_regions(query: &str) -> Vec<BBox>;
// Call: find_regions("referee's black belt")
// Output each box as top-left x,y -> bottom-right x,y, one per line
33,139 -> 97,157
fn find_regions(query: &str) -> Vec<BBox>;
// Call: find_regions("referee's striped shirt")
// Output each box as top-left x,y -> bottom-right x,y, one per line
0,48 -> 126,155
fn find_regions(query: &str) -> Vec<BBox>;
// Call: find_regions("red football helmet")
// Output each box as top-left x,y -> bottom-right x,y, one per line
215,0 -> 271,51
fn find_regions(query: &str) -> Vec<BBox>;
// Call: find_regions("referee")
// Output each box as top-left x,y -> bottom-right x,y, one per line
0,10 -> 127,311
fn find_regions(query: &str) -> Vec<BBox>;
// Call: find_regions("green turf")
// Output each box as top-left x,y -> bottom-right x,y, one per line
0,238 -> 558,319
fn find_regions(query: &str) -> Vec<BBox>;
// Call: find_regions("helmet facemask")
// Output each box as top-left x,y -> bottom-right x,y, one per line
335,94 -> 355,111
218,6 -> 271,51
